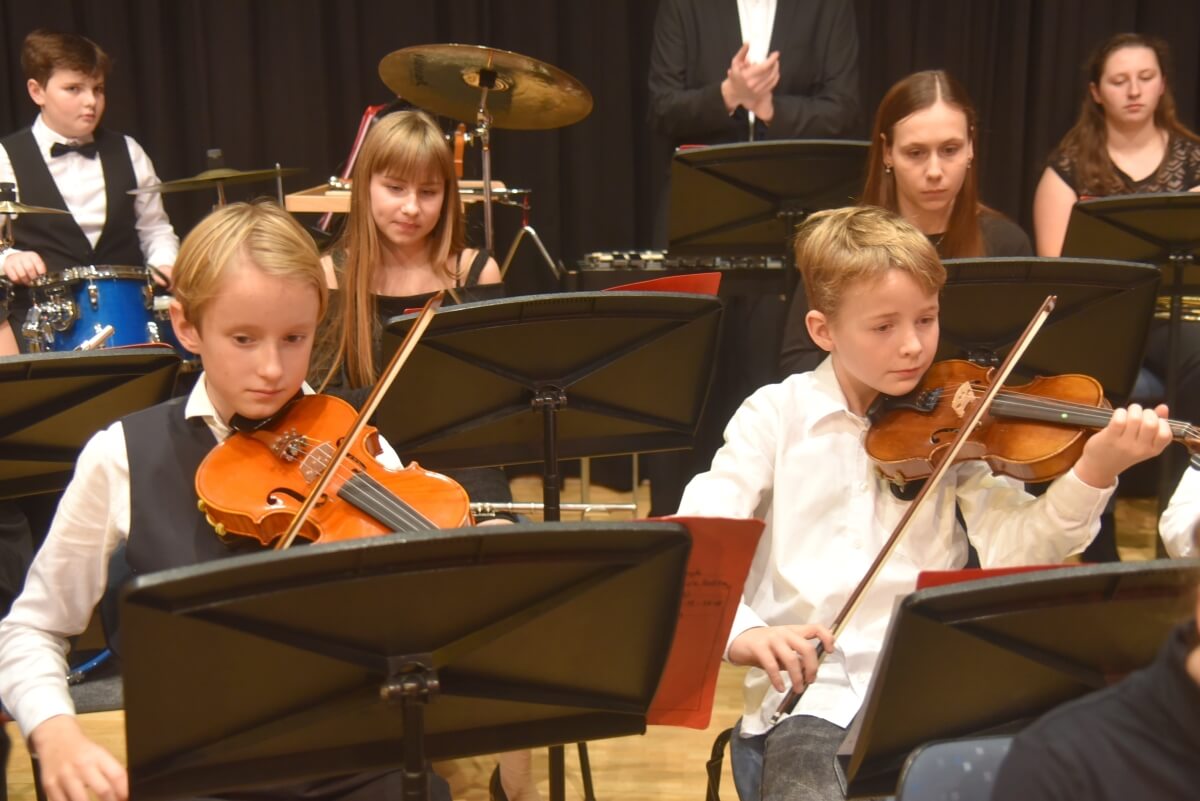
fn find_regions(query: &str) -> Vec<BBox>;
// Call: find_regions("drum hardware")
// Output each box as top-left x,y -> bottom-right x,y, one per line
0,181 -> 72,252
379,44 -> 591,256
129,150 -> 305,206
501,226 -> 561,280
76,324 -> 115,351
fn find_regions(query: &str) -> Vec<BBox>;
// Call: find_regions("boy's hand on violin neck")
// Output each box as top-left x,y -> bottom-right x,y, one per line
728,624 -> 835,694
1075,403 -> 1172,489
29,715 -> 129,801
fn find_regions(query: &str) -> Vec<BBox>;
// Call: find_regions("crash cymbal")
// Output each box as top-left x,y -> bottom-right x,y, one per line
0,199 -> 70,215
129,166 -> 306,195
378,44 -> 593,130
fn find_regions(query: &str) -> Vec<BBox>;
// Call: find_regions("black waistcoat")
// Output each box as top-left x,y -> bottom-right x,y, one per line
0,126 -> 143,271
122,397 -> 235,574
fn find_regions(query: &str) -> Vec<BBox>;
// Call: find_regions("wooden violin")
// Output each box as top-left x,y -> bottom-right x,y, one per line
195,292 -> 454,550
866,359 -> 1200,485
195,393 -> 471,547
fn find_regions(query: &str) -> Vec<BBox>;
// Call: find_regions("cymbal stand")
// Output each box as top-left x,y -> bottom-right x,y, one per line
500,223 -> 562,281
470,67 -> 562,282
0,183 -> 15,250
475,67 -> 497,254
206,149 -> 228,207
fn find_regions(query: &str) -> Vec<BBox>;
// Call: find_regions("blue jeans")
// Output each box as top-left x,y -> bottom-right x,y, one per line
730,718 -> 767,801
730,715 -> 849,801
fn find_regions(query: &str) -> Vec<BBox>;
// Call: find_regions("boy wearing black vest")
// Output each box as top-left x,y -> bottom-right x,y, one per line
0,29 -> 178,354
0,203 -> 448,801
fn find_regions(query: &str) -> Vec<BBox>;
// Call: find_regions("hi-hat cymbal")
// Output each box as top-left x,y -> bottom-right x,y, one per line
0,199 -> 70,215
129,166 -> 306,195
378,44 -> 593,130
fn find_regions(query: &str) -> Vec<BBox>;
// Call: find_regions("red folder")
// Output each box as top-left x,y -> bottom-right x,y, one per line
646,515 -> 763,729
603,272 -> 722,296
916,563 -> 1081,591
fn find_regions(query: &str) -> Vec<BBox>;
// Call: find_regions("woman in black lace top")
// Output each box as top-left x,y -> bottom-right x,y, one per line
1034,33 -> 1200,257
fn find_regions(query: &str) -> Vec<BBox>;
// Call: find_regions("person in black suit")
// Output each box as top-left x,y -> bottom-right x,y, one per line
644,0 -> 862,516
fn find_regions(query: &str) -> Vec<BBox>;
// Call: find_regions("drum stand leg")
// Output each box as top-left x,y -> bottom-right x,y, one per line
501,225 -> 562,282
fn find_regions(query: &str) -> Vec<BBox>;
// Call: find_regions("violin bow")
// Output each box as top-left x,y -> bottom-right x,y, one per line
275,291 -> 445,550
770,293 -> 1058,722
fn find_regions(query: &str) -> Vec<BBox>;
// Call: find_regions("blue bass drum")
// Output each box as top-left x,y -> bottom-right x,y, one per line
23,266 -> 154,351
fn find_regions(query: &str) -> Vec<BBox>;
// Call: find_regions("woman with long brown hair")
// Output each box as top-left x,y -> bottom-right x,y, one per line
1033,32 -> 1200,257
780,70 -> 1029,375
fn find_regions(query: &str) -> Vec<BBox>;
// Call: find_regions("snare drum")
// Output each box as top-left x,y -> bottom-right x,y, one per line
22,266 -> 154,352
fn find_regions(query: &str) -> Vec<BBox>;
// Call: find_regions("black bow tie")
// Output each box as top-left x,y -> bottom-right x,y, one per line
50,141 -> 98,159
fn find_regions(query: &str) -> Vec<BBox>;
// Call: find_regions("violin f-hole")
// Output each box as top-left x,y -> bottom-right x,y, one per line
931,427 -> 960,445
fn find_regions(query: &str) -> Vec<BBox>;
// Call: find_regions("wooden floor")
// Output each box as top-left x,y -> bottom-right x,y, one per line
2,477 -> 1163,801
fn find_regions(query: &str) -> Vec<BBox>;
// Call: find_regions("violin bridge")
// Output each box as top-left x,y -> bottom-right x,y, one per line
301,441 -> 336,483
270,429 -> 309,463
951,382 -> 975,418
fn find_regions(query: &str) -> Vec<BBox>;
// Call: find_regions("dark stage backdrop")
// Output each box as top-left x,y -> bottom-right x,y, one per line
1,0 -> 1198,291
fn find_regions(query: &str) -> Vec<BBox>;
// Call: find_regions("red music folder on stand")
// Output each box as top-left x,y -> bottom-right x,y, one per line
915,563 -> 1080,591
604,272 -> 722,296
647,515 -> 763,729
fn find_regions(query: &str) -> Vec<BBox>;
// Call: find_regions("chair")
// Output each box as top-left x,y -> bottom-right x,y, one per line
895,736 -> 1013,801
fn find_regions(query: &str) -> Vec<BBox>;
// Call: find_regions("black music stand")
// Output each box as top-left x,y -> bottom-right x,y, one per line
668,139 -> 869,258
120,522 -> 691,801
1062,193 -> 1200,409
834,559 -> 1198,799
1063,194 -> 1200,515
378,291 -> 722,520
0,347 -> 180,498
937,257 -> 1160,400
379,290 -> 720,800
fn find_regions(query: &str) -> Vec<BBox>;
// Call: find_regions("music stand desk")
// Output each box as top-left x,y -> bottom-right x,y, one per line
378,290 -> 722,469
835,559 -> 1199,798
0,347 -> 180,498
668,139 -> 869,257
938,257 -> 1160,400
121,522 -> 691,801
1062,192 -> 1200,403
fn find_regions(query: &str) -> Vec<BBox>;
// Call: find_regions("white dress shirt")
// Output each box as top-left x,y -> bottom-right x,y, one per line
1159,466 -> 1200,558
737,0 -> 777,64
0,376 -> 400,736
0,114 -> 179,268
737,0 -> 776,134
677,358 -> 1111,735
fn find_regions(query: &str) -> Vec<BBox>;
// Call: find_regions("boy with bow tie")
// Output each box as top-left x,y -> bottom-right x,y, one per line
0,29 -> 178,355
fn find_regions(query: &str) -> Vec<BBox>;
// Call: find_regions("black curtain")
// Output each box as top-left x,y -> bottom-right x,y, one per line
1,0 -> 1198,286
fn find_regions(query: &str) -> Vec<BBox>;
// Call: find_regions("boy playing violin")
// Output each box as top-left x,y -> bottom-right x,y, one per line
0,202 -> 449,801
676,205 -> 1173,801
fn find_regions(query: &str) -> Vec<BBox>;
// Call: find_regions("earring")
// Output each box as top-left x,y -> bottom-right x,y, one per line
884,163 -> 893,175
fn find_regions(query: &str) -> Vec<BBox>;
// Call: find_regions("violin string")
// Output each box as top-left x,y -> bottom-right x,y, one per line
304,448 -> 438,531
911,383 -> 1191,436
261,436 -> 439,533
